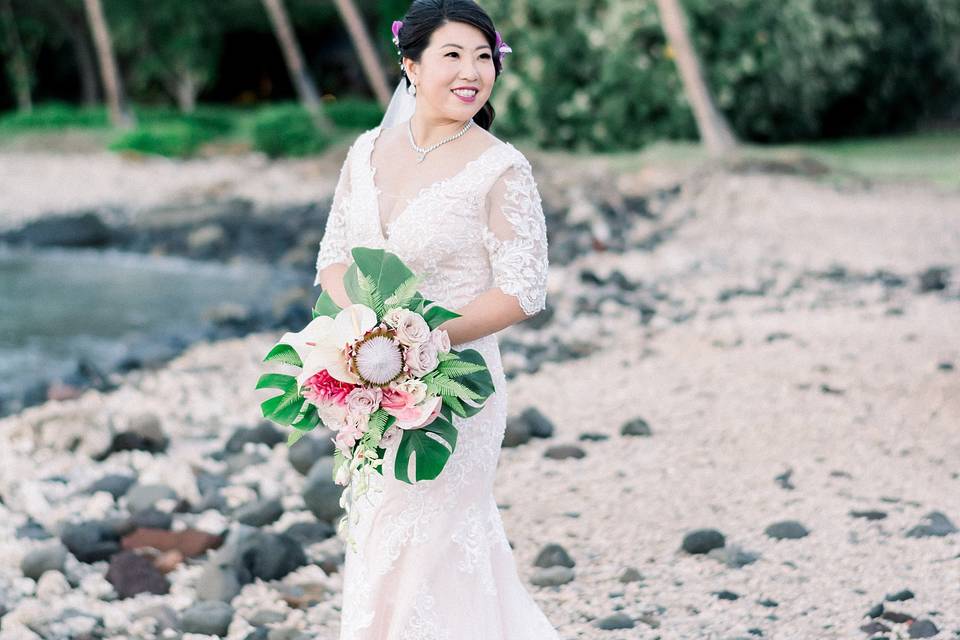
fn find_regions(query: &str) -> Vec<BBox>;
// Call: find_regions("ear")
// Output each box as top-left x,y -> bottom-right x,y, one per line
403,58 -> 419,84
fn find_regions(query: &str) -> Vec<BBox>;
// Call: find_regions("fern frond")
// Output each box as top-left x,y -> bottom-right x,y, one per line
423,371 -> 482,401
384,275 -> 420,308
438,359 -> 486,378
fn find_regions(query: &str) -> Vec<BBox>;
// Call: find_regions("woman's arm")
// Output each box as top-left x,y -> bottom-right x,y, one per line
317,263 -> 352,309
439,286 -> 532,345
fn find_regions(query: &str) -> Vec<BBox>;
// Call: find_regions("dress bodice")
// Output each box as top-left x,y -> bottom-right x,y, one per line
314,124 -> 549,318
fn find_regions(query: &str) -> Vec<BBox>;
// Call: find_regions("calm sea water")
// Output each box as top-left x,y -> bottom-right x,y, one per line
0,244 -> 302,407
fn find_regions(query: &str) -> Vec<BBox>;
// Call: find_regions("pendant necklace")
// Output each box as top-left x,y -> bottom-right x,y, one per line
407,118 -> 473,163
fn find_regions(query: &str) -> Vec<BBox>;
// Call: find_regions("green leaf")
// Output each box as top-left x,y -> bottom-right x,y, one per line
437,351 -> 458,362
359,409 -> 393,448
383,274 -> 420,308
422,303 -> 461,330
351,247 -> 415,302
423,370 -> 484,402
262,344 -> 303,368
443,395 -> 466,417
313,290 -> 341,319
288,429 -> 307,446
442,348 -> 495,418
358,270 -> 385,317
394,415 -> 458,483
255,372 -> 297,391
291,403 -> 320,431
438,359 -> 487,378
260,390 -> 306,425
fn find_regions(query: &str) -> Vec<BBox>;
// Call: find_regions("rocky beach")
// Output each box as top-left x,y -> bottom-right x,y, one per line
0,142 -> 958,640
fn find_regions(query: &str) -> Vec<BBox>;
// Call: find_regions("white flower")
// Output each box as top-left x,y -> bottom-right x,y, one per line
354,334 -> 403,385
405,340 -> 439,377
316,402 -> 349,431
429,328 -> 451,353
280,304 -> 378,387
346,386 -> 383,415
334,462 -> 351,486
391,377 -> 428,404
394,309 -> 431,346
395,395 -> 443,430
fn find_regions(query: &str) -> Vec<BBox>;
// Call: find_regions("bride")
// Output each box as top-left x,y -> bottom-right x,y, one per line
313,1 -> 558,638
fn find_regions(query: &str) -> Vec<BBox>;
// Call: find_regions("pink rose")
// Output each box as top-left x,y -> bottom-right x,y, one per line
346,386 -> 383,416
394,309 -> 431,346
405,341 -> 439,377
429,328 -> 451,353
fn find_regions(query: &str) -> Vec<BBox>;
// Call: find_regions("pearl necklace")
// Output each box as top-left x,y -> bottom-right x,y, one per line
407,118 -> 473,163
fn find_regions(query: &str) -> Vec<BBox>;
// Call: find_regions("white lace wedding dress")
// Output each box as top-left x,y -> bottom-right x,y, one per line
313,122 -> 560,640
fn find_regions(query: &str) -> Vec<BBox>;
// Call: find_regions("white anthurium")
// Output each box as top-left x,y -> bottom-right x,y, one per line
275,314 -> 333,367
298,304 -> 379,386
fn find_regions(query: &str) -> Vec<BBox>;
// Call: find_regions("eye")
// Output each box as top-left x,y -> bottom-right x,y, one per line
446,52 -> 459,58
480,53 -> 491,59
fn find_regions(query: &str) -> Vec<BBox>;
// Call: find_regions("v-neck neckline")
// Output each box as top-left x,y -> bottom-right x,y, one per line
364,123 -> 506,242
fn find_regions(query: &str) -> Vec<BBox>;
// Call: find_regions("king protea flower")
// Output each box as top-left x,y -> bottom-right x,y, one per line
351,328 -> 404,386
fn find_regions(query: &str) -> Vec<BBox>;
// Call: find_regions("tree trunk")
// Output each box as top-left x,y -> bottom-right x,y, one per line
261,0 -> 331,130
175,69 -> 198,114
68,17 -> 100,106
0,0 -> 33,113
82,0 -> 133,128
332,0 -> 391,108
655,0 -> 736,156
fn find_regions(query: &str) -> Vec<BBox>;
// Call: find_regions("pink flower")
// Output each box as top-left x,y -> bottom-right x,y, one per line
494,30 -> 512,64
381,386 -> 415,412
335,420 -> 363,452
302,369 -> 355,406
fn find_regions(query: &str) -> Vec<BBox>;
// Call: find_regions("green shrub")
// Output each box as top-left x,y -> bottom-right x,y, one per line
252,104 -> 331,157
486,0 -> 960,148
108,121 -> 207,157
0,101 -> 108,130
324,97 -> 384,130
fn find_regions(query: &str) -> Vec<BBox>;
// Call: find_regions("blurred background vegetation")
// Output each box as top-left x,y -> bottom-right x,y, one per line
1,0 -> 957,159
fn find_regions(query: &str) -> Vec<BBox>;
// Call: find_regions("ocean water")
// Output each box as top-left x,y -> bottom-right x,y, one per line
0,243 -> 302,410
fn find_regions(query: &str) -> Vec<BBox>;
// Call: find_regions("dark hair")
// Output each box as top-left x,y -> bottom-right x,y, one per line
394,0 -> 501,130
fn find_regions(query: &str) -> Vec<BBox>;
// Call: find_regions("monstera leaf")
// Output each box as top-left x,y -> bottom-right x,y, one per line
394,415 -> 458,483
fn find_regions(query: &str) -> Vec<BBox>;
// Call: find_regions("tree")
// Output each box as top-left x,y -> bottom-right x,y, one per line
108,2 -> 223,113
655,0 -> 735,155
261,0 -> 331,130
0,0 -> 39,112
333,0 -> 391,108
82,0 -> 133,127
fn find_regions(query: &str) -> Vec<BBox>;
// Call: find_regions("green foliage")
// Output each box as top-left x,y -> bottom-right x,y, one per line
395,415 -> 458,483
485,0 -> 960,147
251,104 -> 331,157
324,97 -> 386,130
0,101 -> 108,130
108,121 -> 206,157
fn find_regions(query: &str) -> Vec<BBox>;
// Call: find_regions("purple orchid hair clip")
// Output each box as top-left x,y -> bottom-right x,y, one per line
494,30 -> 512,65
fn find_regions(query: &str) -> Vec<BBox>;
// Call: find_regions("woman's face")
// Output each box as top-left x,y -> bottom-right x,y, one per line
404,21 -> 496,122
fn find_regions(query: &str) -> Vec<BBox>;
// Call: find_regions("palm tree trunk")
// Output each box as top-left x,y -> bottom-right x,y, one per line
261,0 -> 332,130
655,0 -> 736,156
332,0 -> 391,108
43,2 -> 100,106
0,0 -> 33,113
83,0 -> 133,128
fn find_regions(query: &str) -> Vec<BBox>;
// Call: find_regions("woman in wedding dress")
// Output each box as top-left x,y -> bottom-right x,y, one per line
313,2 -> 560,638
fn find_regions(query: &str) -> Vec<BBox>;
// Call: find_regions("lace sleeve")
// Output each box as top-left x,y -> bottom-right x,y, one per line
313,150 -> 353,285
482,157 -> 549,316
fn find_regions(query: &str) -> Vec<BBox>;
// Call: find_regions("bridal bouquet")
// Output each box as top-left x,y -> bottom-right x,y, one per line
255,247 -> 494,529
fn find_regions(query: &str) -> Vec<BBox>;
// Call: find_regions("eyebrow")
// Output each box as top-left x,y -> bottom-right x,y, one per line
440,43 -> 491,50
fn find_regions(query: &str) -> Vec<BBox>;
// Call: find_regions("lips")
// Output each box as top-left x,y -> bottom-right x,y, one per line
451,88 -> 478,103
